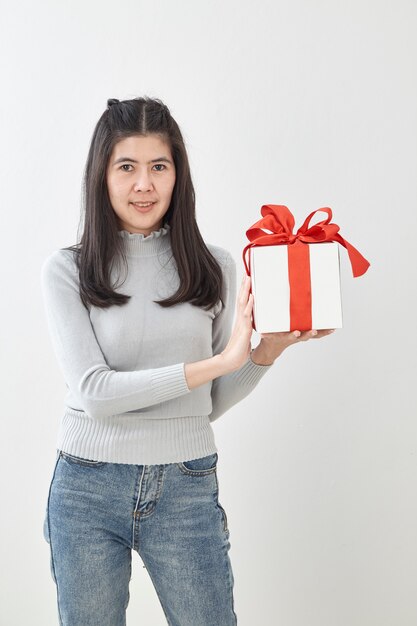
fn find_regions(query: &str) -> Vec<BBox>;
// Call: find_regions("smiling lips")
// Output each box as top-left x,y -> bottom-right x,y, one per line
131,201 -> 156,212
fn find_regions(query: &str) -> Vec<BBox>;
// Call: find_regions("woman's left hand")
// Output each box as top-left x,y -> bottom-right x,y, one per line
251,328 -> 336,365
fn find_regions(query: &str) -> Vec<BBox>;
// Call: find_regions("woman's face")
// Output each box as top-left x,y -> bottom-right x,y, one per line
106,134 -> 176,236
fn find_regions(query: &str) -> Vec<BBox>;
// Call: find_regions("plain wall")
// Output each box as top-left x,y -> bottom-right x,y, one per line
1,0 -> 416,624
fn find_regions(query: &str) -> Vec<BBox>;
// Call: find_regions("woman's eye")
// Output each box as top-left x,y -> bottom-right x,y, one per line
119,164 -> 166,172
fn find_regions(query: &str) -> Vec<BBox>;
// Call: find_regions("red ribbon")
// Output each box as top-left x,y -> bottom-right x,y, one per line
242,205 -> 370,331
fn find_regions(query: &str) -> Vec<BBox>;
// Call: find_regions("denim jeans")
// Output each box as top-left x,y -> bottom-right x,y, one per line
43,449 -> 237,626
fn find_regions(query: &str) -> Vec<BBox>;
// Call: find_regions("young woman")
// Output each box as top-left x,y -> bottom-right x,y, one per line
41,96 -> 334,626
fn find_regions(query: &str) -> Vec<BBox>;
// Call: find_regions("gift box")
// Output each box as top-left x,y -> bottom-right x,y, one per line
242,205 -> 370,333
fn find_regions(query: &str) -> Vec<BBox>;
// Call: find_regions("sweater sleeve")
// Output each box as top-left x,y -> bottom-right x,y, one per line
40,250 -> 191,420
208,253 -> 273,423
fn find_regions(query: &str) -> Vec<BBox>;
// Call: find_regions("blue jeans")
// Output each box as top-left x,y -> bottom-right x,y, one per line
43,450 -> 237,626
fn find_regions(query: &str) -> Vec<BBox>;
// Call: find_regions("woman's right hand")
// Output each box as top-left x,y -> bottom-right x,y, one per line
219,274 -> 254,372
185,275 -> 254,390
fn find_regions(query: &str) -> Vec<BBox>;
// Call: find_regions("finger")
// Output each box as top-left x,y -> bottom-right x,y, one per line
300,329 -> 336,340
243,293 -> 254,316
314,329 -> 336,338
281,328 -> 336,342
240,274 -> 251,288
238,277 -> 252,306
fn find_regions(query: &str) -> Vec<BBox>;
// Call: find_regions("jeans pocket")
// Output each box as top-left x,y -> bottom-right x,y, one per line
59,450 -> 107,468
217,501 -> 229,534
177,452 -> 218,476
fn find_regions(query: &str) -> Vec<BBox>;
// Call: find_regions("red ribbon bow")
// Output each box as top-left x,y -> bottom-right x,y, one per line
242,204 -> 370,278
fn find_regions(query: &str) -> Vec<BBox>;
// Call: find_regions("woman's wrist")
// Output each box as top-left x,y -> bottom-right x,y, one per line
250,340 -> 284,366
184,354 -> 233,390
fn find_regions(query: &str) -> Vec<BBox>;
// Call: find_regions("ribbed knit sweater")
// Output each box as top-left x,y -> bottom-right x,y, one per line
40,222 -> 273,464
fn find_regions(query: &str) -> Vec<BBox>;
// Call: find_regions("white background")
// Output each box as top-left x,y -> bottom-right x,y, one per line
1,1 -> 416,624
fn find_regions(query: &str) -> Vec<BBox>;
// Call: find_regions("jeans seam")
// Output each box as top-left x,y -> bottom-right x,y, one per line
132,465 -> 146,551
46,451 -> 64,626
214,470 -> 229,534
132,465 -> 166,521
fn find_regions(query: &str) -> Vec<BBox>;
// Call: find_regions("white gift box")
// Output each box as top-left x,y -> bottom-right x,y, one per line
250,242 -> 343,333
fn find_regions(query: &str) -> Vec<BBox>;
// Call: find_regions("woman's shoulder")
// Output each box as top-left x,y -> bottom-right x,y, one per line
40,247 -> 79,279
205,243 -> 235,268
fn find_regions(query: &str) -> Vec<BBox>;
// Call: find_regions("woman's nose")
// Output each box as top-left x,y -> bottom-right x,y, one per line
133,171 -> 153,191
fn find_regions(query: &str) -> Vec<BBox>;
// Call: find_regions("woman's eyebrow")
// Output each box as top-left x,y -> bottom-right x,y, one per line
112,156 -> 172,165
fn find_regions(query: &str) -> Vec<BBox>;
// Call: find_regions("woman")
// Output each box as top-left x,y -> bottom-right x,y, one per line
41,96 -> 334,626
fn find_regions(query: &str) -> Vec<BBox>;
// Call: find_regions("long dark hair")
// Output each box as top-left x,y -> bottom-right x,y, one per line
63,96 -> 224,312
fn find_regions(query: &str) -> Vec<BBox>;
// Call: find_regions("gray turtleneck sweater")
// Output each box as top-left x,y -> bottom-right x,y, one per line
40,222 -> 273,464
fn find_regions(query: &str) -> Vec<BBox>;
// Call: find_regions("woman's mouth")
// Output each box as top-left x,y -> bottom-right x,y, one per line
131,201 -> 156,213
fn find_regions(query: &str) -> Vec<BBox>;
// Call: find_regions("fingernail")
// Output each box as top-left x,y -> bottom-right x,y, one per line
311,330 -> 317,336
294,331 -> 301,338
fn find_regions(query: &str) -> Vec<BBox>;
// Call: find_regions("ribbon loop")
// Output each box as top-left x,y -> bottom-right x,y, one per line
297,207 -> 333,235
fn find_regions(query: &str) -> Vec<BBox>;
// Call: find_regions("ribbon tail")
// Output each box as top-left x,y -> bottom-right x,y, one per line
333,234 -> 371,277
241,244 -> 257,331
242,243 -> 252,276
